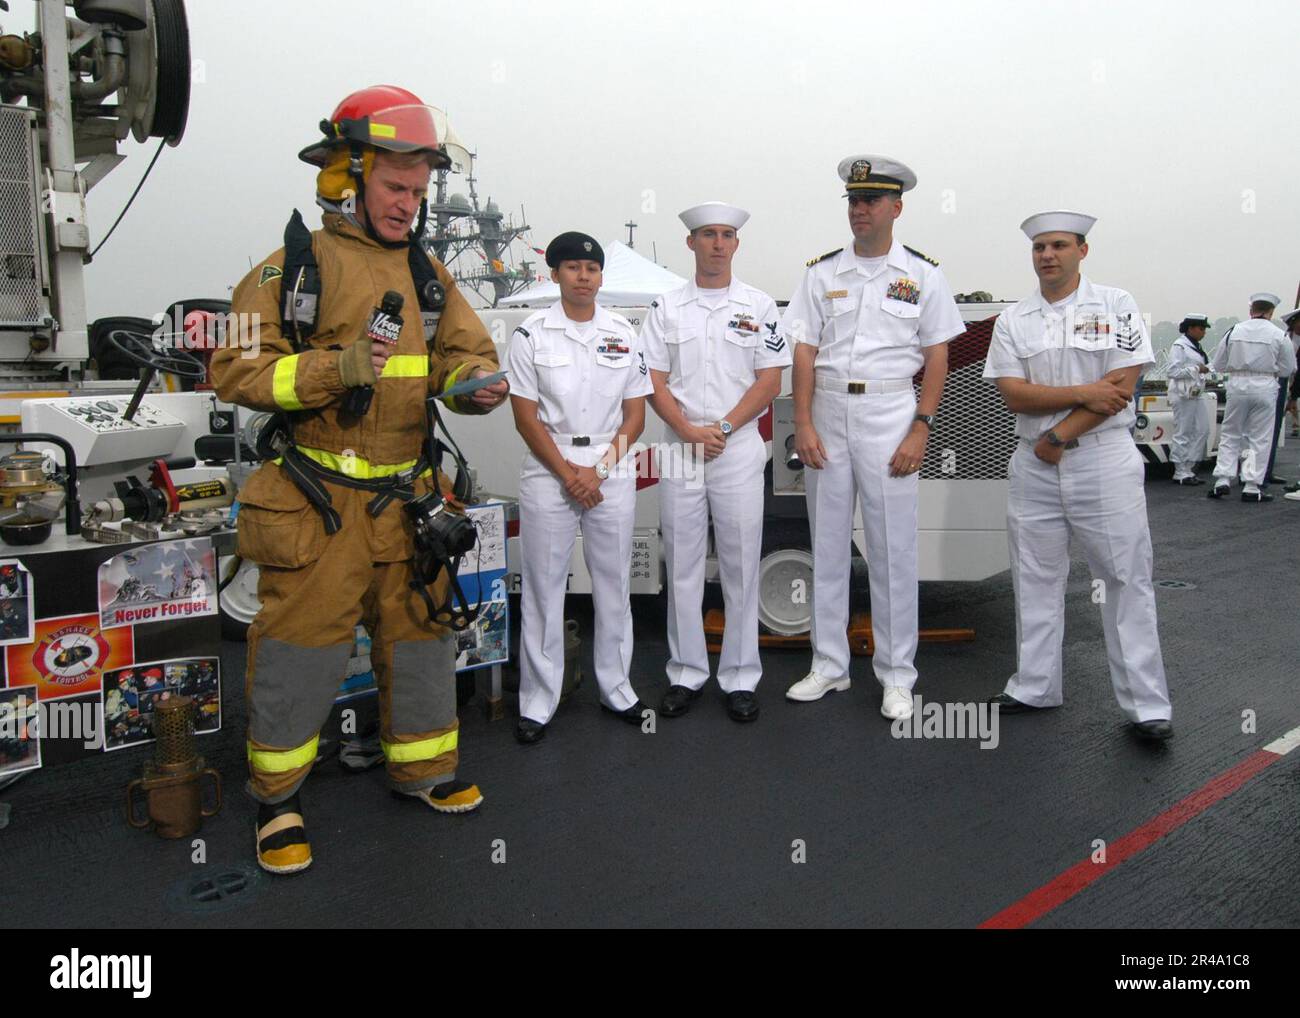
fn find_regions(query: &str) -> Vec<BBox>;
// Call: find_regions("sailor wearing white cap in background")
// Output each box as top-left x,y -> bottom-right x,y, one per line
1166,313 -> 1214,485
640,202 -> 789,722
1207,292 -> 1296,502
783,155 -> 964,722
982,211 -> 1173,740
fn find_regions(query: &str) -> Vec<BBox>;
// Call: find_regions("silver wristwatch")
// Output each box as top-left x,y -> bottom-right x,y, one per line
594,461 -> 610,480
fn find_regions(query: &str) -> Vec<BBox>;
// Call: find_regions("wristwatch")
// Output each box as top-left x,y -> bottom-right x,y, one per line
1045,429 -> 1066,447
718,420 -> 733,438
594,461 -> 610,480
913,414 -> 933,429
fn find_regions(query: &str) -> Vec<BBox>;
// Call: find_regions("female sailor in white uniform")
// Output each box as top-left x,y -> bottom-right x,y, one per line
506,232 -> 654,744
1166,313 -> 1213,485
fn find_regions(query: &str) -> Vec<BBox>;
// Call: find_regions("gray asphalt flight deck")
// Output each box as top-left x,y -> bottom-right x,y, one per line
7,448 -> 1298,928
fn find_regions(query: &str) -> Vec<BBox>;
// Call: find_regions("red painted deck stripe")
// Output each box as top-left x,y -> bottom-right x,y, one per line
979,748 -> 1281,929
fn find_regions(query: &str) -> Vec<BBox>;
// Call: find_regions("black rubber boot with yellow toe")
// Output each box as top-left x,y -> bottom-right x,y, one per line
256,793 -> 312,875
397,779 -> 483,814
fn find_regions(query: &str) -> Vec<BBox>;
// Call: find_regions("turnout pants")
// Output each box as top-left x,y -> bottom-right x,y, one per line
1169,394 -> 1209,479
806,387 -> 919,689
245,531 -> 460,804
1002,430 -> 1172,722
1214,385 -> 1276,487
660,428 -> 765,692
518,456 -> 639,724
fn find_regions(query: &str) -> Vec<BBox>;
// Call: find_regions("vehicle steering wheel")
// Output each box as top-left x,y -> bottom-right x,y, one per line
105,328 -> 206,381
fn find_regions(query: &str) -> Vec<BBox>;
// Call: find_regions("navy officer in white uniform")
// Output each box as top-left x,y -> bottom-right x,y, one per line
982,210 -> 1173,740
784,155 -> 964,722
640,201 -> 790,723
507,232 -> 654,743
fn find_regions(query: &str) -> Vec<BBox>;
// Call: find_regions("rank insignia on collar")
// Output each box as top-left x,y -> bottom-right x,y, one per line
824,289 -> 849,300
886,278 -> 920,305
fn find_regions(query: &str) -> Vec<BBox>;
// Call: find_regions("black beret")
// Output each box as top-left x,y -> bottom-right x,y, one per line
546,231 -> 604,269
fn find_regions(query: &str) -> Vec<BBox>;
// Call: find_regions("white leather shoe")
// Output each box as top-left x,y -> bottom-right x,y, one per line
786,670 -> 850,702
881,686 -> 914,720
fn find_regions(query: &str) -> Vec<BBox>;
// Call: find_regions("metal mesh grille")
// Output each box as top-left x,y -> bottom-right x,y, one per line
0,105 -> 42,327
152,695 -> 196,765
914,317 -> 1018,480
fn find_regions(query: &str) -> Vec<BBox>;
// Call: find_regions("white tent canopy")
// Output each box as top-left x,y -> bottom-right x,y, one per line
499,240 -> 686,307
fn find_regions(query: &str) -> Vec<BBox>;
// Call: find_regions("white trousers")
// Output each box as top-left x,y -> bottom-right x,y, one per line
517,455 -> 639,724
1169,394 -> 1209,478
1003,432 -> 1172,722
805,388 -> 918,688
660,428 -> 766,692
1213,385 -> 1277,487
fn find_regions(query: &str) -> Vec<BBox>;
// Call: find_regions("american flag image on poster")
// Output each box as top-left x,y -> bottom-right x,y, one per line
97,538 -> 218,630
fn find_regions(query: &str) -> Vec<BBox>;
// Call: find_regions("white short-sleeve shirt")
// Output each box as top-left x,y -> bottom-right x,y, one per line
783,239 -> 964,380
506,301 -> 654,444
639,276 -> 790,438
982,276 -> 1153,439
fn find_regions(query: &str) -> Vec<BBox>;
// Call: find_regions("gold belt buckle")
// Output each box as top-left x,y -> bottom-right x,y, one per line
847,381 -> 866,395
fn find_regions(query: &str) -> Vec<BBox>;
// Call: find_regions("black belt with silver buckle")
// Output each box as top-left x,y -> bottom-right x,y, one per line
571,435 -> 591,447
847,382 -> 866,395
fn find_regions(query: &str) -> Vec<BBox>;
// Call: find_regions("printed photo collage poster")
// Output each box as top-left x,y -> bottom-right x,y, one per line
1,537 -> 222,773
334,502 -> 511,703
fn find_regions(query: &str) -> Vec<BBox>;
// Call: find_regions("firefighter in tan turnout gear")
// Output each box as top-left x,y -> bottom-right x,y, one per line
210,85 -> 508,875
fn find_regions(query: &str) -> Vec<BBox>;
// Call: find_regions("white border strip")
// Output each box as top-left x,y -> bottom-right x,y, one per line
1263,725 -> 1300,756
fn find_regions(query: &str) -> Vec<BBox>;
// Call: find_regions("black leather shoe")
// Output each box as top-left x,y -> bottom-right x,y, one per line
1284,481 -> 1300,494
1207,484 -> 1229,499
515,718 -> 546,744
726,690 -> 759,722
987,692 -> 1044,715
602,700 -> 649,725
1241,490 -> 1273,502
1172,476 -> 1204,486
659,684 -> 702,718
1132,719 -> 1173,741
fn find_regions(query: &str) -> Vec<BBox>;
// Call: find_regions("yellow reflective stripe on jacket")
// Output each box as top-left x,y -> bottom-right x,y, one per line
293,445 -> 429,479
442,362 -> 468,394
273,355 -> 304,411
380,353 -> 429,378
247,735 -> 318,773
382,729 -> 458,763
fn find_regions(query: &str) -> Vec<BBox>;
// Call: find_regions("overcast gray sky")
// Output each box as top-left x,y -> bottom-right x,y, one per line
45,0 -> 1300,326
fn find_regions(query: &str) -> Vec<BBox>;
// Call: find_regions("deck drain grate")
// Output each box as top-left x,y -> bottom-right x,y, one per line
1154,580 -> 1196,590
167,864 -> 263,914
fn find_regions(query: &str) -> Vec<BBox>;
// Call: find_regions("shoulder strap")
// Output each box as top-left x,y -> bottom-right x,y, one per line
280,209 -> 321,351
903,244 -> 939,266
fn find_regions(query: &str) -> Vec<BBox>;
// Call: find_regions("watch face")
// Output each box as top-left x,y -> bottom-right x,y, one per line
720,421 -> 732,435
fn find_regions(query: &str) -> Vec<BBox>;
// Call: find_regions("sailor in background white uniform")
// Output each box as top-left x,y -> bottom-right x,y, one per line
783,155 -> 964,722
1166,313 -> 1214,485
982,210 -> 1173,741
640,202 -> 789,723
506,232 -> 654,744
1208,292 -> 1297,503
